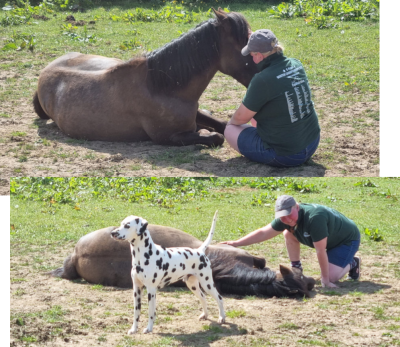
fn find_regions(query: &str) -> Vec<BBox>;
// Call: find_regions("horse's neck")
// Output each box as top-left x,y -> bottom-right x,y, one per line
174,65 -> 219,100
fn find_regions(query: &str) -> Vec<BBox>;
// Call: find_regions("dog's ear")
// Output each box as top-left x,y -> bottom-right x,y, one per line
139,222 -> 148,234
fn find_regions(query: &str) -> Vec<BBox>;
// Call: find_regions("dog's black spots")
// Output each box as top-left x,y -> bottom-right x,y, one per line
207,284 -> 211,290
162,263 -> 169,271
138,247 -> 140,253
134,292 -> 137,297
180,263 -> 186,270
138,302 -> 141,310
132,250 -> 136,257
153,273 -> 158,278
200,255 -> 205,263
124,224 -> 130,229
156,250 -> 160,255
218,294 -> 222,301
197,252 -> 200,256
151,316 -> 153,320
156,257 -> 163,270
130,239 -> 136,246
199,283 -> 205,292
144,259 -> 149,266
184,253 -> 188,259
144,253 -> 150,259
191,286 -> 196,290
139,222 -> 148,234
185,249 -> 193,256
136,317 -> 140,322
172,268 -> 176,273
152,294 -> 155,298
164,277 -> 172,283
144,232 -> 147,237
205,276 -> 209,281
178,251 -> 181,255
192,263 -> 195,269
167,251 -> 171,259
161,246 -> 166,250
148,293 -> 152,301
162,272 -> 168,279
199,264 -> 204,270
144,238 -> 149,248
200,273 -> 203,277
136,265 -> 144,273
138,289 -> 141,295
135,217 -> 139,224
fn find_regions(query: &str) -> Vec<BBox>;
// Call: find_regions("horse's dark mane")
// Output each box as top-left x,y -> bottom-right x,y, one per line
212,264 -> 308,298
146,11 -> 250,94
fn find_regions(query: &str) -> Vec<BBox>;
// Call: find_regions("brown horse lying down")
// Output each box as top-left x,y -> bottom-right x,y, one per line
33,8 -> 257,147
49,225 -> 316,298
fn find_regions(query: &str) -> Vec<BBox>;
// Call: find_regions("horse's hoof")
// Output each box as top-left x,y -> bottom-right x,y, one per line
200,109 -> 212,116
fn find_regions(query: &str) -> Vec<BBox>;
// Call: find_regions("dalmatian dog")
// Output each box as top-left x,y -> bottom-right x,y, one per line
111,211 -> 225,334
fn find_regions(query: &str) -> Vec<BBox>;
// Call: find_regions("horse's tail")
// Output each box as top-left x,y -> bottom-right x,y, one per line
33,90 -> 50,119
46,254 -> 80,280
213,264 -> 302,298
198,211 -> 218,253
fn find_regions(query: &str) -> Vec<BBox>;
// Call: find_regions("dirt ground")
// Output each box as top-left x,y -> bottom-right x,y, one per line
0,68 -> 379,195
10,243 -> 400,347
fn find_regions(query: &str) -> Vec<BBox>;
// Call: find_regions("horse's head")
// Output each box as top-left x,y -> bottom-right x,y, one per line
277,264 -> 316,297
213,8 -> 258,87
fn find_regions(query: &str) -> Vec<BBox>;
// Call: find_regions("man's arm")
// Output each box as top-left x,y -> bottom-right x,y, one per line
227,103 -> 256,126
313,237 -> 338,288
220,223 -> 281,247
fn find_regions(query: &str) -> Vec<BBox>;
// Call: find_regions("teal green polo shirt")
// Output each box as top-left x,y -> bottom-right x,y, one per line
242,53 -> 320,156
271,203 -> 360,249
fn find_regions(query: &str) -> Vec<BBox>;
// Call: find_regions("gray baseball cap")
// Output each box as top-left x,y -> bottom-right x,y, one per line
275,195 -> 296,218
241,29 -> 278,56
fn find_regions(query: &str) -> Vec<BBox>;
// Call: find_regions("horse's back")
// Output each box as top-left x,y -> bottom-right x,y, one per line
43,52 -> 122,72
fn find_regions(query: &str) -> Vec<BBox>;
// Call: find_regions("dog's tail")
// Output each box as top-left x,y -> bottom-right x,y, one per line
198,210 -> 218,253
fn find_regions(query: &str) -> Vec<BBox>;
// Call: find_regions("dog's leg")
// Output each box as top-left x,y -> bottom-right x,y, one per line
128,275 -> 143,335
143,287 -> 157,333
198,275 -> 226,324
185,275 -> 209,321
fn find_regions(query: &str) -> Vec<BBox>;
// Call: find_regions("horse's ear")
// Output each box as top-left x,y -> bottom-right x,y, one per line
212,7 -> 228,22
279,264 -> 293,276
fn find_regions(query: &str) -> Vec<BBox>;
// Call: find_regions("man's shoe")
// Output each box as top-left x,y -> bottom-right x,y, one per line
347,256 -> 361,280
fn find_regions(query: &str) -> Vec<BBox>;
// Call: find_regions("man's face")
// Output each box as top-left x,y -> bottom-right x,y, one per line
279,205 -> 299,226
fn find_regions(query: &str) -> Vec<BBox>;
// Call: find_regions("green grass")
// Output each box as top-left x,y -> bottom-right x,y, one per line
0,1 -> 378,105
10,177 -> 400,272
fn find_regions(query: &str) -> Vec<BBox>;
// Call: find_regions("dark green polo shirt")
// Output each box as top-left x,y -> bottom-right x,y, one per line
270,203 -> 360,249
242,53 -> 320,156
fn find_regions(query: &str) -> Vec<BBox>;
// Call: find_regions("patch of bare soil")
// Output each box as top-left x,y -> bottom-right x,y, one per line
10,245 -> 400,347
0,74 -> 379,195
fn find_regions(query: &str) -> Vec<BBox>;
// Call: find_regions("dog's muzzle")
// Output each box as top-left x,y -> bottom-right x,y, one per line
111,231 -> 120,239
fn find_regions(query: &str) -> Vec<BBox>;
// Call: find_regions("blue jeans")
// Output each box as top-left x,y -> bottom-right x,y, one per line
327,240 -> 360,268
237,127 -> 320,167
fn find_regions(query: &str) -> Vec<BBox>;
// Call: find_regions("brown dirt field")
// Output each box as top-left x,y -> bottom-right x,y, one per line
10,243 -> 400,347
0,72 -> 379,195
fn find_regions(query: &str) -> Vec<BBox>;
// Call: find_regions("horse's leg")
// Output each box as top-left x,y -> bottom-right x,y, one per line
196,109 -> 227,135
170,130 -> 224,147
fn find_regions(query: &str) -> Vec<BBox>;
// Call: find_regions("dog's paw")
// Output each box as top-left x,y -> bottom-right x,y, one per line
198,313 -> 207,321
143,327 -> 152,334
127,328 -> 137,335
218,316 -> 226,324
